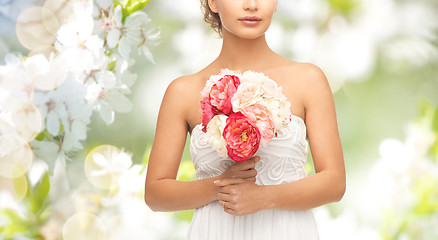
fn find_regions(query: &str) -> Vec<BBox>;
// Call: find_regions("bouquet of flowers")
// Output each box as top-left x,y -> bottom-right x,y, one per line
200,69 -> 292,162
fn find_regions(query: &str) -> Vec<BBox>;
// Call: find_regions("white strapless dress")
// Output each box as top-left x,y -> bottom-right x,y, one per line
187,115 -> 319,240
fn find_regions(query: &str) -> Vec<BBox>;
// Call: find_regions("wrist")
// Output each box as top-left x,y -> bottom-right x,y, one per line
260,185 -> 276,210
210,176 -> 221,200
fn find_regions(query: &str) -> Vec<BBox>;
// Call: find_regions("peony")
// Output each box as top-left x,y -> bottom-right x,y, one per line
200,97 -> 215,132
200,74 -> 240,132
265,98 -> 292,130
209,75 -> 240,115
200,69 -> 292,161
222,112 -> 260,162
240,103 -> 275,147
231,81 -> 263,113
206,115 -> 228,157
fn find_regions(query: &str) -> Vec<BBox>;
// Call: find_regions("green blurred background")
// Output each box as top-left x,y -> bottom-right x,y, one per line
1,0 -> 437,239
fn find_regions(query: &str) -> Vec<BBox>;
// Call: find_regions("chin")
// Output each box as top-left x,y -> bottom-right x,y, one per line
225,26 -> 270,40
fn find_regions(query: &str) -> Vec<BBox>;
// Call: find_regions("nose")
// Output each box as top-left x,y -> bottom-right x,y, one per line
243,0 -> 258,11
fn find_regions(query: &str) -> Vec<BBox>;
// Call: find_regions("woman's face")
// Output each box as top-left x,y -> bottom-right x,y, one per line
209,0 -> 277,39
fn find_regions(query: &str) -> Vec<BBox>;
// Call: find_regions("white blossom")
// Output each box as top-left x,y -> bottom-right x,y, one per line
107,5 -> 157,61
33,76 -> 92,152
55,14 -> 104,73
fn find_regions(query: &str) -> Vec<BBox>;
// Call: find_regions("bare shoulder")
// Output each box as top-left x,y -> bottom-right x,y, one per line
279,60 -> 328,87
162,71 -> 208,130
282,61 -> 332,103
164,73 -> 204,104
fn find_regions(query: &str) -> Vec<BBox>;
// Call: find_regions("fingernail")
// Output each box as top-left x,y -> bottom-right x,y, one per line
214,180 -> 221,183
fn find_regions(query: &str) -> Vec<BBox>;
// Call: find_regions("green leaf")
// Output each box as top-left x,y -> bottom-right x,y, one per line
118,0 -> 150,23
127,0 -> 150,15
0,209 -> 28,238
30,172 -> 50,214
107,60 -> 116,71
35,130 -> 49,141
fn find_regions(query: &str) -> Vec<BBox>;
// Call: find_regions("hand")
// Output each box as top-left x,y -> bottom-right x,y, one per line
217,156 -> 260,183
214,178 -> 266,216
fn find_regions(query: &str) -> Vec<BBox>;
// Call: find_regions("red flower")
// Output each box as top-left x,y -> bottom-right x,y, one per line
209,75 -> 240,115
222,112 -> 260,162
200,97 -> 215,132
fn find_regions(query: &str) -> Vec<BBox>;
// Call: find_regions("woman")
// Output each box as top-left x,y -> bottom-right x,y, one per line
145,0 -> 346,239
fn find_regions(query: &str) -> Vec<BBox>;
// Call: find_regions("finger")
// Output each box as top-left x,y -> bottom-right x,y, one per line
218,200 -> 227,208
251,156 -> 261,163
233,160 -> 255,171
214,178 -> 245,187
217,192 -> 232,202
244,169 -> 257,178
245,176 -> 256,183
232,168 -> 257,179
224,206 -> 241,216
218,185 -> 235,194
242,156 -> 261,169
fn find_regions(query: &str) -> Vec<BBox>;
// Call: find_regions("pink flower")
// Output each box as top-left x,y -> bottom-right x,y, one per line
200,97 -> 215,132
231,81 -> 263,113
240,103 -> 275,147
223,112 -> 260,162
209,75 -> 240,115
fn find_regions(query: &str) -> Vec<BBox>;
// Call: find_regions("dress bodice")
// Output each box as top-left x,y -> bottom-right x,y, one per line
189,114 -> 309,185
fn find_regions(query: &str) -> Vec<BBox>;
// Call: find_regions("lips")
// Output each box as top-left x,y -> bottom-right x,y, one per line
239,16 -> 262,22
238,16 -> 262,26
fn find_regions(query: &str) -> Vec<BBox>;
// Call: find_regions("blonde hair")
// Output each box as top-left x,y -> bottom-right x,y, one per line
200,0 -> 223,37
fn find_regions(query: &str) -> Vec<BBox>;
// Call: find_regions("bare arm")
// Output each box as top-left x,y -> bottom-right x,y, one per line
215,64 -> 346,215
265,64 -> 346,210
144,77 -> 258,212
144,77 -> 219,212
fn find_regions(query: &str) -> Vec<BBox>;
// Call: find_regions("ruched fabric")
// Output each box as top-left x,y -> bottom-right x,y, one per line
187,115 -> 319,240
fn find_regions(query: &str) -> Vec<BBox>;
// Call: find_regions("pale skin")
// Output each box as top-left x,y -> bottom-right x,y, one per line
145,0 -> 346,216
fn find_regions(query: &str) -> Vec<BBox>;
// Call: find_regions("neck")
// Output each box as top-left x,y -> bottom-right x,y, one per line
214,30 -> 274,71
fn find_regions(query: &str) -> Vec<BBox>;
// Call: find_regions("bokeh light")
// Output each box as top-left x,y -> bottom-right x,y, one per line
85,145 -> 132,190
62,212 -> 106,240
0,169 -> 28,202
16,6 -> 58,51
0,134 -> 33,178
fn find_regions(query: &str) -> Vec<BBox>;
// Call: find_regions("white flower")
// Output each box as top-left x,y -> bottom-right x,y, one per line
107,6 -> 156,60
0,54 -> 34,102
206,115 -> 228,157
91,150 -> 132,177
0,133 -> 33,178
95,0 -> 113,11
84,145 -> 133,190
85,70 -> 133,125
117,164 -> 145,195
265,97 -> 292,130
55,15 -> 104,73
33,76 -> 92,152
0,96 -> 43,142
30,140 -> 61,172
93,0 -> 116,37
23,53 -> 68,91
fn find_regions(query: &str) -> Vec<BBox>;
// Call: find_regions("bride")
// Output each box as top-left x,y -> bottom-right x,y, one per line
145,0 -> 345,239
